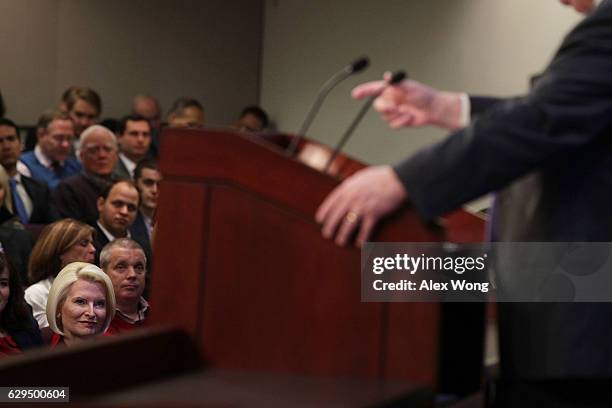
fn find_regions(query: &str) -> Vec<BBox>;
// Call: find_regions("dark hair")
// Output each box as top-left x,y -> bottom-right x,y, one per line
117,114 -> 150,135
99,179 -> 139,202
167,97 -> 203,118
100,238 -> 146,269
100,118 -> 119,133
36,110 -> 73,131
240,106 -> 269,129
63,86 -> 102,115
0,252 -> 33,331
0,117 -> 19,135
134,159 -> 159,182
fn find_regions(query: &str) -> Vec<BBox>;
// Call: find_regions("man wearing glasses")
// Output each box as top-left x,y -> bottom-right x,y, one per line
19,111 -> 81,190
53,125 -> 119,226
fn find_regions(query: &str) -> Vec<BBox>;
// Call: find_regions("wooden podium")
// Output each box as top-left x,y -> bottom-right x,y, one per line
0,127 -> 485,406
150,128 -> 486,389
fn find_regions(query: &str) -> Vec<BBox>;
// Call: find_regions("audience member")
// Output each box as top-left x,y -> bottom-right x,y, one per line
167,97 -> 204,128
62,86 -> 102,140
0,118 -> 58,224
25,219 -> 95,329
53,125 -> 118,225
46,262 -> 115,347
94,180 -> 151,266
114,114 -> 152,179
99,118 -> 119,134
234,106 -> 269,132
133,160 -> 160,241
0,251 -> 43,356
132,95 -> 161,159
100,239 -> 148,334
132,95 -> 161,132
0,165 -> 21,229
18,111 -> 81,189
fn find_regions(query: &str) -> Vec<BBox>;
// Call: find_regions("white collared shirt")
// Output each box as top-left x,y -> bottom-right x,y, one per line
17,145 -> 61,178
97,221 -> 131,243
34,145 -> 53,169
118,153 -> 137,178
142,213 -> 154,239
10,173 -> 33,219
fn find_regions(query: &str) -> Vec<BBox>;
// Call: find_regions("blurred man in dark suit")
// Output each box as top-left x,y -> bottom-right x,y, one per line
318,1 -> 612,406
0,118 -> 58,224
114,114 -> 152,179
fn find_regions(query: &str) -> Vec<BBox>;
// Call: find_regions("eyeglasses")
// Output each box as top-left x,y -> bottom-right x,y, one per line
83,144 -> 116,155
50,134 -> 74,144
76,238 -> 93,247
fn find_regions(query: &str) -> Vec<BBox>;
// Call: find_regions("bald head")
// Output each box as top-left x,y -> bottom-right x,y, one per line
132,95 -> 161,130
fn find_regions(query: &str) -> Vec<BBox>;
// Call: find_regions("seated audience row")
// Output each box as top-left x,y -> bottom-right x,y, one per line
1,233 -> 150,354
0,84 -> 267,357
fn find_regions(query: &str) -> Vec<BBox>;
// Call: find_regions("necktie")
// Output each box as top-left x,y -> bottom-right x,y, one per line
9,179 -> 29,224
51,161 -> 62,175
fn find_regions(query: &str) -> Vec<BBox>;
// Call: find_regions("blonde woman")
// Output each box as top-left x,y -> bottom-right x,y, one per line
46,262 -> 115,346
25,219 -> 95,329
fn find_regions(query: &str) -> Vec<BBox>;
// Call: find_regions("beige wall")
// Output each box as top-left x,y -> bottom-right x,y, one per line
1,0 -> 262,126
261,0 -> 583,164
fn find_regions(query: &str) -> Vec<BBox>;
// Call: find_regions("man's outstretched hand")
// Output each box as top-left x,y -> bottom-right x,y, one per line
352,72 -> 465,131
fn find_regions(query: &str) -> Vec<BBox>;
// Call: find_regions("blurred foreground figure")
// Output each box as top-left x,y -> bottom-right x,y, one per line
317,1 -> 612,406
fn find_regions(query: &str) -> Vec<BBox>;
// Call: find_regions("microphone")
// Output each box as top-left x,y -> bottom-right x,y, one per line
324,70 -> 407,173
287,57 -> 370,156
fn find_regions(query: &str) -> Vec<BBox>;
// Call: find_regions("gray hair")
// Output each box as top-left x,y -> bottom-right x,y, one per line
79,124 -> 117,148
99,238 -> 147,269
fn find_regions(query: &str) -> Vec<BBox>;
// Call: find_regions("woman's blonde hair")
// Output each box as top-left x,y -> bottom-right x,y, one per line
46,262 -> 116,337
0,165 -> 14,213
28,219 -> 95,285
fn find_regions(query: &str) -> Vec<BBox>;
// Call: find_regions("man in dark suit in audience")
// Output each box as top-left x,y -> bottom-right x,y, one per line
113,114 -> 152,179
166,97 -> 204,128
93,180 -> 151,267
233,106 -> 269,133
131,159 -> 161,243
53,125 -> 118,225
317,0 -> 612,406
132,95 -> 161,158
0,118 -> 58,224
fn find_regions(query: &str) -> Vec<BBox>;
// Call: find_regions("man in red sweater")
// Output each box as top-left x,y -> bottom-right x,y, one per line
99,238 -> 148,334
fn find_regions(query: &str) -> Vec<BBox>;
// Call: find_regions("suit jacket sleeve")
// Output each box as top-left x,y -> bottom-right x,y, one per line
470,96 -> 503,116
394,3 -> 612,220
52,180 -> 85,221
23,177 -> 60,224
